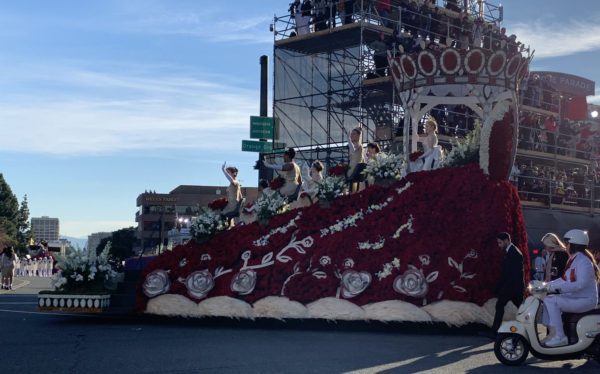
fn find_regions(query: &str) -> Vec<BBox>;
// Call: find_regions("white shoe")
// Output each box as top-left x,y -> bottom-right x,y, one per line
545,336 -> 568,347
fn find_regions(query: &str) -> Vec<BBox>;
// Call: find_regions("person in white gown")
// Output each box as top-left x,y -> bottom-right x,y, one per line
414,119 -> 443,171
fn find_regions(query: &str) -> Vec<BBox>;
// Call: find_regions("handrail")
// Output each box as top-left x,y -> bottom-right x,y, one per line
276,0 -> 529,57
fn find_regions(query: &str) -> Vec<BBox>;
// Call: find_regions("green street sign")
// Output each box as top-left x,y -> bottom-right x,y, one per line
250,116 -> 274,139
241,140 -> 286,153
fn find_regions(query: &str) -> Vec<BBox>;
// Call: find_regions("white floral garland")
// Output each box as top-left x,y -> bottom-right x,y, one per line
395,182 -> 412,195
253,212 -> 303,247
357,236 -> 386,250
376,258 -> 401,280
391,215 -> 414,239
365,196 -> 394,213
320,210 -> 365,237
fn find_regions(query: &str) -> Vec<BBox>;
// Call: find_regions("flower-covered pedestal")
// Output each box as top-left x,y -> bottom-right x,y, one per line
319,199 -> 332,209
373,178 -> 397,188
40,242 -> 119,314
37,294 -> 111,312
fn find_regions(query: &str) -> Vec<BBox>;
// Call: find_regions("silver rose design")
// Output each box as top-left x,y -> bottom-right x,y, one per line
418,254 -> 430,266
142,269 -> 170,298
340,270 -> 372,298
230,269 -> 257,295
179,258 -> 188,267
343,258 -> 355,269
319,256 -> 332,266
200,254 -> 212,261
393,268 -> 428,297
185,270 -> 214,299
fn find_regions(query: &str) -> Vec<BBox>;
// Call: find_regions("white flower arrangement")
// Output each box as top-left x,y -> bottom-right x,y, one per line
363,152 -> 404,180
316,175 -> 347,202
255,190 -> 290,221
189,207 -> 226,239
51,243 -> 118,294
440,120 -> 482,168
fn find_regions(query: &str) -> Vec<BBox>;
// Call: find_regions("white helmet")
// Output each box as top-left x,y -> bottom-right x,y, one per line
563,229 -> 589,246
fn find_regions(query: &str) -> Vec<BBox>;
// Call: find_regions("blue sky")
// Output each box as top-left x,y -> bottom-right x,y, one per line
2,0 -> 600,238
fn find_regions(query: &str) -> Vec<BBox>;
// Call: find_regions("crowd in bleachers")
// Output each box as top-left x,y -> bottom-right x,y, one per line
286,1 -> 524,63
518,114 -> 599,161
512,161 -> 600,208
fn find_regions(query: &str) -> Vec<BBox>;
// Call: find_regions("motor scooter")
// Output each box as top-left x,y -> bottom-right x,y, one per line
494,280 -> 600,365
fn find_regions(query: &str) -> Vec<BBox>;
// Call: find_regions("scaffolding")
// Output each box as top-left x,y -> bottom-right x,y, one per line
272,0 -> 515,169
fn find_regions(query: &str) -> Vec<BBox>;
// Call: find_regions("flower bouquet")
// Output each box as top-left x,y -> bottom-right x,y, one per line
316,175 -> 347,204
49,243 -> 118,294
255,190 -> 290,224
363,152 -> 404,187
269,176 -> 285,190
327,163 -> 349,177
208,197 -> 228,211
189,207 -> 226,241
409,151 -> 424,162
441,120 -> 481,168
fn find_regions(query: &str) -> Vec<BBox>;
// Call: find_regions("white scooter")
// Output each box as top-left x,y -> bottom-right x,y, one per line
494,280 -> 600,365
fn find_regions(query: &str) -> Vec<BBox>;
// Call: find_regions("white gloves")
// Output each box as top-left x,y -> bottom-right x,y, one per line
263,160 -> 283,171
548,283 -> 560,293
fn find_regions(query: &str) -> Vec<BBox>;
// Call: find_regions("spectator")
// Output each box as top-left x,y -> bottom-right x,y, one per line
370,32 -> 390,77
541,233 -> 568,282
533,249 -> 547,281
1,246 -> 17,290
376,0 -> 391,28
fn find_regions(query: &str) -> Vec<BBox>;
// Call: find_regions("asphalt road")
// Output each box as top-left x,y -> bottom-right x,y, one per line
1,277 -> 598,374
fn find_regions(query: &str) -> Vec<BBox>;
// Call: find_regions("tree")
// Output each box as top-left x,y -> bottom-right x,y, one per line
16,194 -> 32,255
0,173 -> 19,246
96,227 -> 137,263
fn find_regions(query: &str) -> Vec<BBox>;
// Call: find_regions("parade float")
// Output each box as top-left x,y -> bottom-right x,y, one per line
135,1 -> 532,326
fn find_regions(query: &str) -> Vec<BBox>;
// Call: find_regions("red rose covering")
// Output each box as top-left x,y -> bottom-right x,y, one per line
328,164 -> 349,177
208,197 -> 228,211
409,151 -> 424,162
269,176 -> 285,190
135,164 -> 529,313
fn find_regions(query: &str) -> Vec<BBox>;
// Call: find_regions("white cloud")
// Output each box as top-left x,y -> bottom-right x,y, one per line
0,63 -> 258,155
509,19 -> 600,59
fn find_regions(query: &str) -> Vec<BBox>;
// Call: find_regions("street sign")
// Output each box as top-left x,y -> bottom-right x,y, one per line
250,116 -> 274,139
241,140 -> 286,153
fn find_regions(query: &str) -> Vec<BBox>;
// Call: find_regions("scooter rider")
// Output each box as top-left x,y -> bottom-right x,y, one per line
542,229 -> 600,347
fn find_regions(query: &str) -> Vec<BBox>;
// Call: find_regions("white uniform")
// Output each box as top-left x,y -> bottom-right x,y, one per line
542,252 -> 599,339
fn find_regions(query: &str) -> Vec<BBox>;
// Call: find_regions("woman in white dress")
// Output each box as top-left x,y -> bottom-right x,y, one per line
346,127 -> 365,192
297,160 -> 324,206
220,163 -> 243,226
416,119 -> 442,171
263,148 -> 302,198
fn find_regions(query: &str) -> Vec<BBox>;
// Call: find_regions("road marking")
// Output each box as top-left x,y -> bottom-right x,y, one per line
0,279 -> 30,294
0,302 -> 39,305
0,308 -> 99,317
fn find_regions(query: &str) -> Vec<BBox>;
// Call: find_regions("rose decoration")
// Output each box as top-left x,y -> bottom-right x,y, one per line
343,258 -> 355,269
185,270 -> 214,299
319,256 -> 332,266
340,270 -> 371,298
393,268 -> 428,298
230,269 -> 257,295
142,269 -> 171,298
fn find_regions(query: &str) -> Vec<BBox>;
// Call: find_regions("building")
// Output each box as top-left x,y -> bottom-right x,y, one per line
87,232 -> 112,251
136,185 -> 258,254
31,216 -> 60,242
